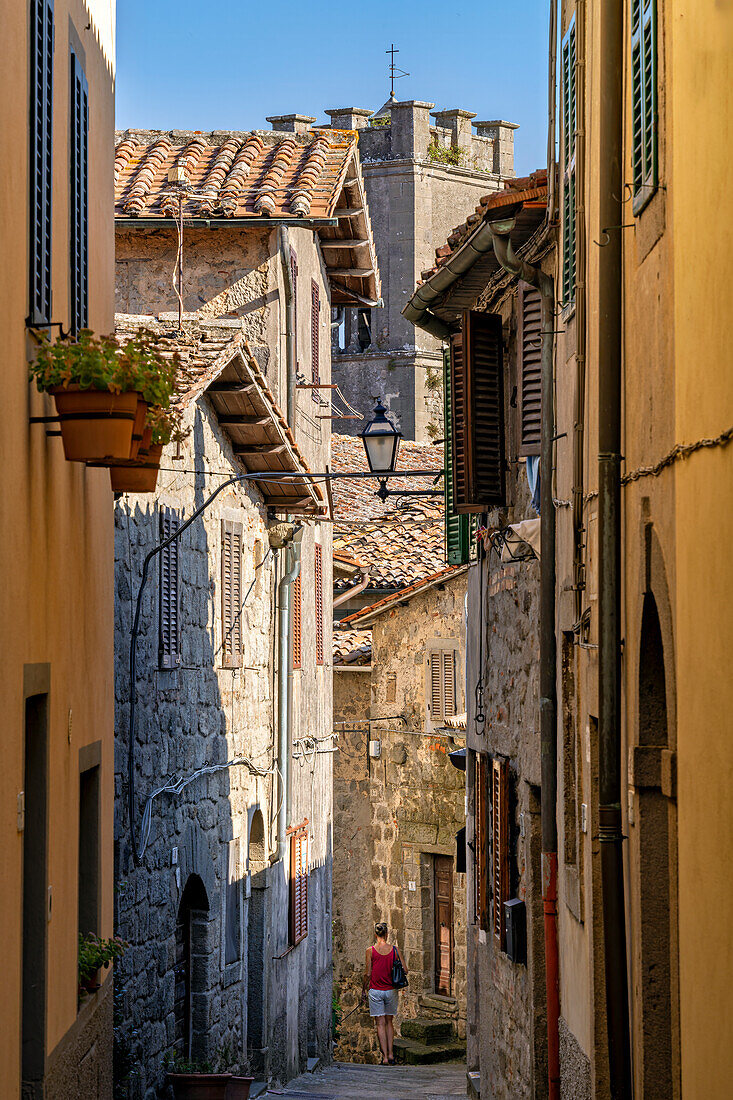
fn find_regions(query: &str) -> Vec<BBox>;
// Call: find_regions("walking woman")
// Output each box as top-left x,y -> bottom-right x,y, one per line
362,922 -> 403,1065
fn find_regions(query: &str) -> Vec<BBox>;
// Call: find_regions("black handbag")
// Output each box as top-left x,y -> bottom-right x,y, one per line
392,947 -> 408,989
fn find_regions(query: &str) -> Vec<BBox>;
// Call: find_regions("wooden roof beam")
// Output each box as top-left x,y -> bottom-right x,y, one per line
325,267 -> 373,277
234,443 -> 288,456
321,239 -> 370,249
334,207 -> 364,217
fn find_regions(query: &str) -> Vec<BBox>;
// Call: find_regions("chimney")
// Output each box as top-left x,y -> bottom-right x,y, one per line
474,120 -> 518,176
390,100 -> 435,159
324,107 -> 372,131
265,114 -> 317,135
431,108 -> 476,149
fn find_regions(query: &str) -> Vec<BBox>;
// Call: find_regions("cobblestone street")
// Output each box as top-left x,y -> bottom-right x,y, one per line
264,1061 -> 467,1099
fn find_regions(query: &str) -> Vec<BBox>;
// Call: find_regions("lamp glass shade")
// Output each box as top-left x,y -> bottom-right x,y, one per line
360,400 -> 402,475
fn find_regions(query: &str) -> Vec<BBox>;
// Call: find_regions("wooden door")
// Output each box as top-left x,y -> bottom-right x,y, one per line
434,855 -> 453,996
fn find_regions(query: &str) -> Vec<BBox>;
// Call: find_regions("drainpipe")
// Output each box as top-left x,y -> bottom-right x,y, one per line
271,526 -> 303,864
491,220 -> 560,1100
597,2 -> 633,1095
278,227 -> 296,426
332,566 -> 371,609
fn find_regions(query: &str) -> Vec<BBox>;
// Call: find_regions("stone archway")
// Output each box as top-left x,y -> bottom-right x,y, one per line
175,873 -> 210,1063
247,808 -> 268,1074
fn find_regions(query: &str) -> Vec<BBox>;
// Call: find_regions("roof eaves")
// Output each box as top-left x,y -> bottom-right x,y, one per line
340,563 -> 470,626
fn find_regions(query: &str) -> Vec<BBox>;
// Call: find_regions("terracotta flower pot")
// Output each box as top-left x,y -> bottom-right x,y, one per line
167,1073 -> 232,1100
51,385 -> 139,463
108,444 -> 163,495
129,398 -> 149,459
226,1077 -> 254,1100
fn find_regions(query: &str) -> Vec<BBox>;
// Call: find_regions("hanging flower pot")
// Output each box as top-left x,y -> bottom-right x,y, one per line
108,444 -> 163,495
51,385 -> 140,463
129,397 -> 150,459
167,1073 -> 232,1100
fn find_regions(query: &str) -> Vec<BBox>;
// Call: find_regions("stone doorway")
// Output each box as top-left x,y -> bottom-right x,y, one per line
433,855 -> 453,996
247,808 -> 268,1074
175,874 -> 210,1062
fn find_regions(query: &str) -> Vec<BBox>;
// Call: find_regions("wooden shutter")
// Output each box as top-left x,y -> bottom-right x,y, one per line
221,520 -> 243,668
311,280 -> 320,385
292,572 -> 302,670
444,347 -> 465,564
289,827 -> 308,945
29,0 -> 54,325
475,754 -> 490,931
451,311 -> 505,512
159,508 -> 181,669
518,283 -> 542,456
430,652 -> 443,720
492,757 -> 509,949
69,47 -> 88,335
562,21 -> 577,307
290,247 -> 298,365
632,0 -> 658,213
442,651 -> 456,717
315,544 -> 324,666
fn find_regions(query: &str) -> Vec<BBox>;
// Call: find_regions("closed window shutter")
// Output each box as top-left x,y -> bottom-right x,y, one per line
311,280 -> 320,385
444,347 -> 467,564
289,828 -> 308,945
562,22 -> 577,307
292,573 -> 302,670
518,283 -> 542,455
452,311 -> 505,512
29,0 -> 54,325
159,508 -> 181,669
475,754 -> 490,931
221,520 -> 243,668
315,544 -> 324,665
492,757 -> 509,949
632,0 -> 657,213
430,652 -> 443,719
290,248 -> 298,364
69,48 -> 88,335
442,650 -> 456,717
429,648 -> 457,721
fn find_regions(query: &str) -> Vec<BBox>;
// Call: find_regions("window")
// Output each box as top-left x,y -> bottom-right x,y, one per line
221,520 -> 243,668
357,307 -> 372,350
449,311 -> 506,512
159,508 -> 181,669
311,280 -> 320,385
474,753 -> 489,931
29,0 -> 54,325
78,762 -> 99,939
491,757 -> 509,949
518,283 -> 542,456
69,47 -> 88,335
290,247 -> 298,365
289,825 -> 308,945
292,572 -> 302,670
631,0 -> 657,213
444,348 -> 479,564
429,648 -> 457,723
562,20 -> 577,307
224,839 -> 241,965
315,544 -> 324,666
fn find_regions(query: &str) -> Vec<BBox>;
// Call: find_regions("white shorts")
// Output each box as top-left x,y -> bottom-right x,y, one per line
369,988 -> 398,1017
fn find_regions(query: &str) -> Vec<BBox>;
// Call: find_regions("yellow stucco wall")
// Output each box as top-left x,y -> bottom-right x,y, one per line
0,0 -> 116,1092
671,2 -> 733,1091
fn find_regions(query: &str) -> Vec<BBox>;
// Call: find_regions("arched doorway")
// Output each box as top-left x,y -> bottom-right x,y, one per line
637,591 -> 680,1097
175,874 -> 210,1062
247,809 -> 267,1074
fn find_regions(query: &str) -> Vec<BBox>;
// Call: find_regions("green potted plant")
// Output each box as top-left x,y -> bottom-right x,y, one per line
78,932 -> 127,997
30,328 -> 179,465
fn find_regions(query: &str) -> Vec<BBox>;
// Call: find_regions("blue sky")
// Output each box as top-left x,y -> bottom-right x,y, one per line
116,1 -> 550,177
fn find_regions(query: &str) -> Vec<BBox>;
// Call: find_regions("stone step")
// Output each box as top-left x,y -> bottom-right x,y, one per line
393,1036 -> 466,1066
417,993 -> 459,1017
400,1017 -> 455,1044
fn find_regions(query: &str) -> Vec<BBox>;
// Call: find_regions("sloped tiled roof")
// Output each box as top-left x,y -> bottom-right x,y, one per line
340,564 -> 470,626
333,624 -> 372,666
331,434 -> 445,591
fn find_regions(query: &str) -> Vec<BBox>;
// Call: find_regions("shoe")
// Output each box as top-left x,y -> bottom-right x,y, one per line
388,1058 -> 396,1065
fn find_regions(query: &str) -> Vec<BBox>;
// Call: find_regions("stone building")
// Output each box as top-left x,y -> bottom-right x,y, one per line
1,2 -> 117,1096
265,103 -> 518,440
111,128 -> 379,1094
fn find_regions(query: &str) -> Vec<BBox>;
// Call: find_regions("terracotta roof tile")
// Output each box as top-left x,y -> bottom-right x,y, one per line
340,564 -> 469,626
333,624 -> 372,666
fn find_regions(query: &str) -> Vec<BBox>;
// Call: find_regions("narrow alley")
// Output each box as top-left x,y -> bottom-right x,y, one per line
265,1061 -> 467,1100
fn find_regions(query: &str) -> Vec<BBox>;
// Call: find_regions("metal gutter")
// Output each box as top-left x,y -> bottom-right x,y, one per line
272,528 -> 303,865
332,566 -> 371,609
116,216 -> 339,228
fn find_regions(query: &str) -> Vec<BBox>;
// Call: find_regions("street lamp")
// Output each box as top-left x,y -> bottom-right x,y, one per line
359,399 -> 402,477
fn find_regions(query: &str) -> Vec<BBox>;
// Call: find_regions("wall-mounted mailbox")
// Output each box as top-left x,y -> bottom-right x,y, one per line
504,898 -> 526,965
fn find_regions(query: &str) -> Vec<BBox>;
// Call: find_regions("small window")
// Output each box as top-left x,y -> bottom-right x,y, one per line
69,47 -> 88,335
357,307 -> 372,351
428,648 -> 457,723
289,826 -> 309,945
292,572 -> 302,670
631,0 -> 658,213
386,673 -> 397,704
78,763 -> 99,938
159,508 -> 181,669
221,520 -> 243,668
29,0 -> 54,325
315,544 -> 324,666
491,757 -> 509,949
224,838 -> 241,965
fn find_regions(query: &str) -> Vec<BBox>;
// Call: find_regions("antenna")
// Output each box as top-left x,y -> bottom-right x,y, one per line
386,44 -> 409,99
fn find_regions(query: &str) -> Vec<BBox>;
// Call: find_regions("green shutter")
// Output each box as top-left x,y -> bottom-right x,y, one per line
632,0 -> 657,213
445,346 -> 477,565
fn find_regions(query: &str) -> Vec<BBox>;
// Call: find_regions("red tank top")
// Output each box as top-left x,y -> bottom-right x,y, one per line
370,946 -> 395,991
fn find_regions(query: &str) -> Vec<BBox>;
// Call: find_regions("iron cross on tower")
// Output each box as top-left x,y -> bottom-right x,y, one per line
386,44 -> 409,99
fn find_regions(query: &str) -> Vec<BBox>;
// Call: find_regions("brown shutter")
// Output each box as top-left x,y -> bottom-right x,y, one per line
289,827 -> 309,945
430,652 -> 442,719
451,312 -> 506,512
292,573 -> 302,670
290,247 -> 298,365
475,754 -> 490,931
442,651 -> 456,717
492,757 -> 509,948
311,280 -> 320,385
518,283 -> 542,456
159,508 -> 181,669
221,520 -> 243,668
315,544 -> 324,666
